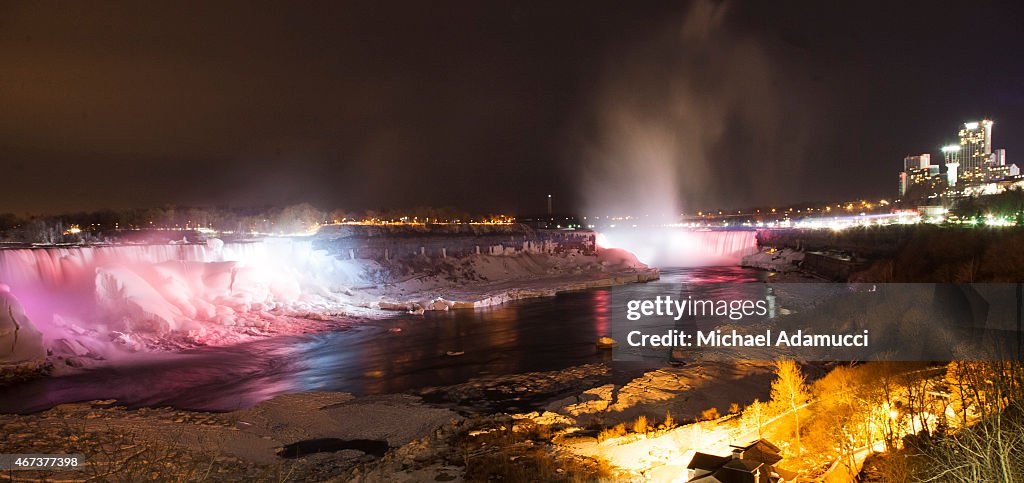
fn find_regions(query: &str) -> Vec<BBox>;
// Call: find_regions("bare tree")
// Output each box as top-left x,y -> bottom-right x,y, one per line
745,398 -> 767,439
771,359 -> 810,454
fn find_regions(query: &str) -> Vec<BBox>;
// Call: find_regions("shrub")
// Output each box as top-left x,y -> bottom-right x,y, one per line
661,411 -> 675,430
597,423 -> 627,442
632,415 -> 649,435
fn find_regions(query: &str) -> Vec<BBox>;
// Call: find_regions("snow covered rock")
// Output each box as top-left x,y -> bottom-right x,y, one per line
741,248 -> 804,272
425,298 -> 451,311
595,247 -> 647,270
0,284 -> 46,363
95,265 -> 195,334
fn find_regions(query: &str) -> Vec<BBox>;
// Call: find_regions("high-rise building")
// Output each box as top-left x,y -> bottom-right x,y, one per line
903,154 -> 930,171
990,148 -> 1006,167
899,153 -> 942,198
958,120 -> 993,172
941,145 -> 961,186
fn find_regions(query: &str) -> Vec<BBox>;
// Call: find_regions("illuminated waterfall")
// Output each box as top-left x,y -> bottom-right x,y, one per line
0,239 -> 365,346
597,229 -> 758,267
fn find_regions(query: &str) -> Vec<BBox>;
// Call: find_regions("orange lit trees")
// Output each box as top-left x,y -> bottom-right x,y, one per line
809,364 -> 891,477
743,399 -> 768,439
771,359 -> 810,455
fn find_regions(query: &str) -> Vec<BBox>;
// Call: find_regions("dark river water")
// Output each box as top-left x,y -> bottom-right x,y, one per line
0,267 -> 764,414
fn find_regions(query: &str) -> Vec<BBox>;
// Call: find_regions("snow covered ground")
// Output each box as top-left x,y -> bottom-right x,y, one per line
369,247 -> 658,312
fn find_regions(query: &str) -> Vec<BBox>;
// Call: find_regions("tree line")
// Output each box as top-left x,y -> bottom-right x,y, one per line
734,358 -> 1024,481
0,204 -> 513,244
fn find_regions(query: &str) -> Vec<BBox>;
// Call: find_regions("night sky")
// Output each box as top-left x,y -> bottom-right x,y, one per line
2,1 -> 1023,215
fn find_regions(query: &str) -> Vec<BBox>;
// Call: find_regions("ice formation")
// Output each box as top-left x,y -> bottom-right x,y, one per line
0,238 -> 372,358
0,284 -> 46,363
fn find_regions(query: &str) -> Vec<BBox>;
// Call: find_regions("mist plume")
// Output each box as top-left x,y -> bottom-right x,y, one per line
577,0 -> 817,218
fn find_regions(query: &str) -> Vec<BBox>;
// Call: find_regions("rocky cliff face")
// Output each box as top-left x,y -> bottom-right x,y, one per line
757,226 -> 1024,282
313,224 -> 596,267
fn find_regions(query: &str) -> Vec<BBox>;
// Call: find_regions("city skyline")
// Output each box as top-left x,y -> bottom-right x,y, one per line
900,117 -> 1021,206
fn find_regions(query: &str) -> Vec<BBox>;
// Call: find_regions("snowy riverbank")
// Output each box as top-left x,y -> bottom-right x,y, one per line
739,247 -> 804,273
0,359 -> 779,482
370,248 -> 659,312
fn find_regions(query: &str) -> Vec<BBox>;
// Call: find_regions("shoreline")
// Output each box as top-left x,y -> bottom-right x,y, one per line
0,359 -> 774,482
375,267 -> 660,312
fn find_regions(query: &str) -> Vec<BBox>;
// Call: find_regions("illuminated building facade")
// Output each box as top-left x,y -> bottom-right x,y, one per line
942,120 -> 1016,192
958,120 -> 993,172
990,148 -> 1006,166
900,167 -> 946,200
941,145 -> 960,187
898,153 -> 943,198
904,153 -> 930,171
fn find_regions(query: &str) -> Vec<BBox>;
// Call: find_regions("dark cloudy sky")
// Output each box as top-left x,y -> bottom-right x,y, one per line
1,1 -> 1023,215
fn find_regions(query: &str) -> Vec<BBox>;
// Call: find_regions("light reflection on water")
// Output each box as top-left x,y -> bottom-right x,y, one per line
0,267 -> 762,414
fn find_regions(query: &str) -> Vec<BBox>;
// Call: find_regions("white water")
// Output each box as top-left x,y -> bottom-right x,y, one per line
0,244 -> 208,290
596,228 -> 758,267
0,241 -> 366,290
0,239 -> 371,362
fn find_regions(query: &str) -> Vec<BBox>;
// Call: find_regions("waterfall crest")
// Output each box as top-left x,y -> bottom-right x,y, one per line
597,229 -> 757,267
0,239 -> 369,356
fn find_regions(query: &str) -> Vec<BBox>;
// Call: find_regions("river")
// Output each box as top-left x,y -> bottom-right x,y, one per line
0,266 -> 764,414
